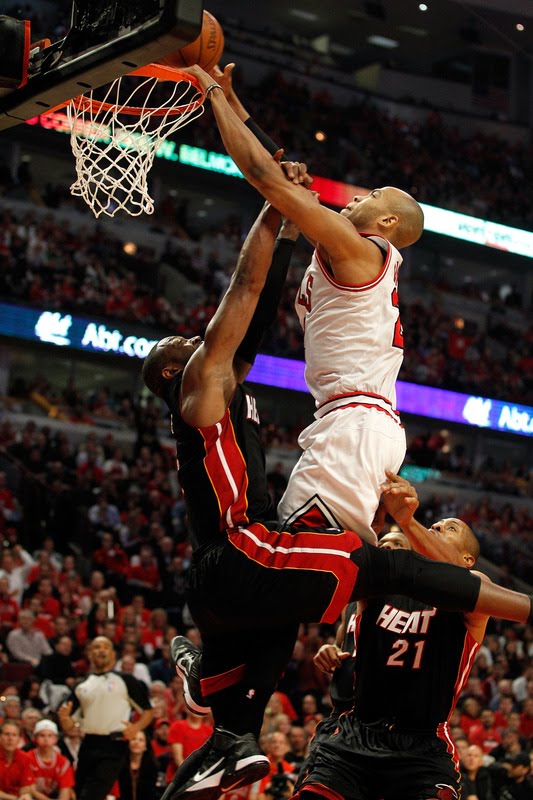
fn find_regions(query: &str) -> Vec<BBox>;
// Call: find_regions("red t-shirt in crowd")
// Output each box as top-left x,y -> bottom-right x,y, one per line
468,724 -> 503,753
36,596 -> 62,618
166,720 -> 213,781
459,714 -> 480,736
141,628 -> 165,653
0,595 -> 18,625
27,748 -> 75,796
519,712 -> 533,739
32,612 -> 56,640
0,748 -> 34,795
128,563 -> 160,589
93,547 -> 129,576
274,691 -> 297,721
151,739 -> 170,759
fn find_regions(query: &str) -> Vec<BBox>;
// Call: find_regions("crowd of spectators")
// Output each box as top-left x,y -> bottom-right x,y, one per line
5,364 -> 533,503
0,203 -> 531,405
198,69 -> 533,232
6,0 -> 533,232
404,430 -> 533,500
0,409 -> 530,797
4,39 -> 533,231
0,10 -> 531,800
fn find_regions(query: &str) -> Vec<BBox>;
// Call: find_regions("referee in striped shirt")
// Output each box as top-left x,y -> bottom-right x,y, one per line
58,636 -> 154,800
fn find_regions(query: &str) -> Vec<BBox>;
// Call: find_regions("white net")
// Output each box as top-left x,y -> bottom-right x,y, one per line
66,70 -> 205,218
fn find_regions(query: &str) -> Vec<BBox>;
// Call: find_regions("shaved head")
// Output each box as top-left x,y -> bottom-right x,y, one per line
429,518 -> 480,567
382,187 -> 425,249
459,522 -> 480,564
342,186 -> 424,249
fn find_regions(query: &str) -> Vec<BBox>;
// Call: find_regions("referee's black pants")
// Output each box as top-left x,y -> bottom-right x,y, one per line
76,735 -> 129,800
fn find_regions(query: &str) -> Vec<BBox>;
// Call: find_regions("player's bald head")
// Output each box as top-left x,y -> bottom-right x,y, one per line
382,187 -> 424,248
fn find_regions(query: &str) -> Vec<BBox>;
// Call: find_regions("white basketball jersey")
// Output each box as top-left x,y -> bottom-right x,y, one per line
295,235 -> 404,407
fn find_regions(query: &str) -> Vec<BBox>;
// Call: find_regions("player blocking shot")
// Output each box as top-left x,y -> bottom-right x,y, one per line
142,180 -> 533,800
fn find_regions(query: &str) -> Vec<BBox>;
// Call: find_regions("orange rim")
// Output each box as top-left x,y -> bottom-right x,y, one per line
47,65 -> 205,117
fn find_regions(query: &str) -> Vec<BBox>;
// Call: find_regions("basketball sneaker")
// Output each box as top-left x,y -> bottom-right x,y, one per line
170,728 -> 270,800
170,635 -> 211,716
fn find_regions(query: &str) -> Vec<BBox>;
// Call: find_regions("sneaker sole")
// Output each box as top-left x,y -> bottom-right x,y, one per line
221,756 -> 271,792
173,658 -> 211,717
177,756 -> 270,799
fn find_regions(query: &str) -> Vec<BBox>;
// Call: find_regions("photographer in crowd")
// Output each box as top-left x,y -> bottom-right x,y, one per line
255,732 -> 297,800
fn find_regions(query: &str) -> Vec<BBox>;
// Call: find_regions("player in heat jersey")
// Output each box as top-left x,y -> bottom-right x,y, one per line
145,65 -> 533,800
26,719 -> 75,800
298,477 -> 491,800
189,65 -> 422,545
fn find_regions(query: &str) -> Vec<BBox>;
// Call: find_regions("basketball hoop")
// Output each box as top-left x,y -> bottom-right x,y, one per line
63,64 -> 205,218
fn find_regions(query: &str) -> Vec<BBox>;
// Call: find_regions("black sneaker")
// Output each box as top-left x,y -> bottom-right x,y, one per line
170,636 -> 211,716
171,728 -> 269,800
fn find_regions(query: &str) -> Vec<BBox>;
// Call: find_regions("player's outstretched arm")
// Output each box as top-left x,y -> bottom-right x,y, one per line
380,471 -> 465,566
181,201 -> 282,427
209,63 -> 281,155
234,214 -> 300,383
185,66 -> 372,269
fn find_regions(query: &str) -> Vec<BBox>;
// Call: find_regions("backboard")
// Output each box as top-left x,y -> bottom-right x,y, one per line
0,0 -> 203,130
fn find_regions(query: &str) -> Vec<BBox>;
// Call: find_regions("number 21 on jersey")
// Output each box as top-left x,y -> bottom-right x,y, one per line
387,638 -> 425,669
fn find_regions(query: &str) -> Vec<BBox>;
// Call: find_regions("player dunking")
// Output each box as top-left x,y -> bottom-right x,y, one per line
277,217 -> 409,544
142,153 -> 533,800
209,63 -> 418,545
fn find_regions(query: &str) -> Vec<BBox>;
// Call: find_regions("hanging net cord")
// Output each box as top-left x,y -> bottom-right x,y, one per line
67,72 -> 205,218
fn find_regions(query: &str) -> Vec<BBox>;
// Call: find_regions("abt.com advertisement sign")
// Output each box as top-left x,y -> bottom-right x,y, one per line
1,301 -> 158,359
1,301 -> 532,438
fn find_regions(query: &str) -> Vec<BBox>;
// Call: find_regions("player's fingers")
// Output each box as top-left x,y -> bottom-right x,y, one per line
225,62 -> 236,76
338,651 -> 351,660
303,174 -> 314,189
297,162 -> 308,183
291,162 -> 301,183
274,148 -> 285,163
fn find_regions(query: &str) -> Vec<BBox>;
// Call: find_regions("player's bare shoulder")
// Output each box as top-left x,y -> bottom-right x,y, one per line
318,228 -> 388,285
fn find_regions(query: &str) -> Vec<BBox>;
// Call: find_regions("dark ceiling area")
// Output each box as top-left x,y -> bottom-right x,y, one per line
207,0 -> 533,80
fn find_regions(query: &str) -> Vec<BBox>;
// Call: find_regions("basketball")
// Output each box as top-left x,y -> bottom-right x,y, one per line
161,10 -> 224,72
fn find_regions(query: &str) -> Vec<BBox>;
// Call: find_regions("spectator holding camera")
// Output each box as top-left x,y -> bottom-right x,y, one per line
256,733 -> 297,800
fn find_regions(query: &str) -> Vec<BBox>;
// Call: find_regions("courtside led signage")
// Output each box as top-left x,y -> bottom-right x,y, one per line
26,113 -> 533,259
1,301 -> 531,438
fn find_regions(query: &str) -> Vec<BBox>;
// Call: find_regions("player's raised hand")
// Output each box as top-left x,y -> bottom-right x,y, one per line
208,62 -> 236,98
280,159 -> 312,187
182,64 -> 213,91
379,470 -> 419,526
314,643 -> 350,673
